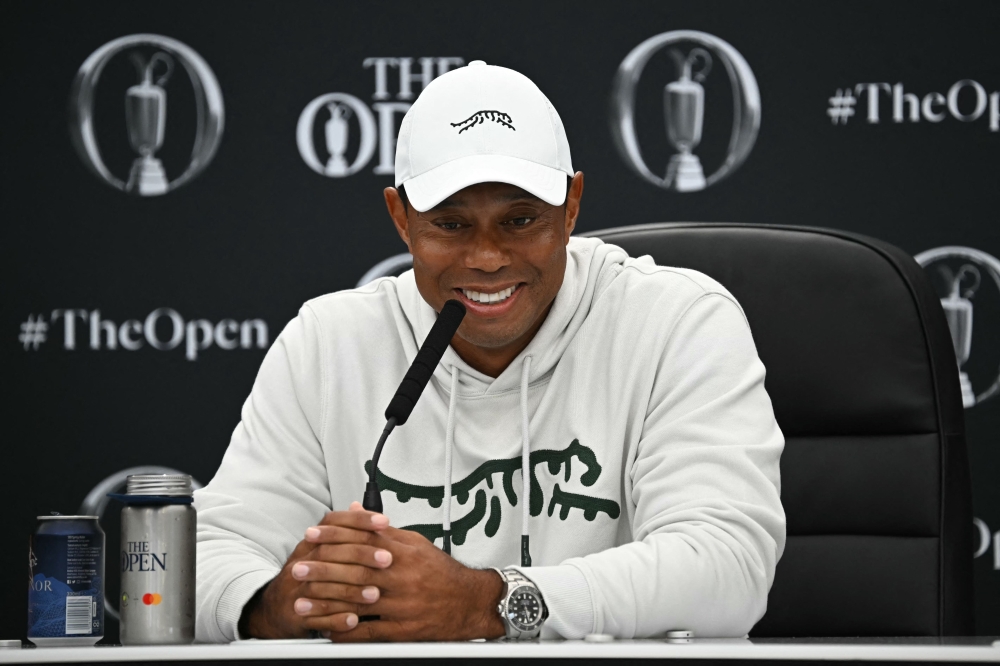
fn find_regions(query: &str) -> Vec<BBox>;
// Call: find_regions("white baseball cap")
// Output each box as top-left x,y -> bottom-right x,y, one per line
394,61 -> 574,212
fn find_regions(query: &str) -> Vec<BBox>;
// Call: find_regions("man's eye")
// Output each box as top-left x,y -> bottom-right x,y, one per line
436,222 -> 463,230
508,217 -> 534,227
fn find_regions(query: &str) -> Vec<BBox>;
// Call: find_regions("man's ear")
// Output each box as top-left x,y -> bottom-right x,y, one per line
384,187 -> 412,251
564,172 -> 584,242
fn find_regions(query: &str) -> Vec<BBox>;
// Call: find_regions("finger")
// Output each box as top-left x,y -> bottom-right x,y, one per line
303,612 -> 360,634
302,588 -> 407,620
293,597 -> 366,618
304,524 -> 386,546
312,543 -> 393,568
327,619 -> 402,642
349,501 -> 364,512
303,582 -> 381,605
381,526 -> 429,545
291,560 -> 379,586
317,510 -> 390,532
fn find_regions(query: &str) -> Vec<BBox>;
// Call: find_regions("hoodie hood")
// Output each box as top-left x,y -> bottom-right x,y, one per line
396,236 -> 635,395
394,236 -> 639,565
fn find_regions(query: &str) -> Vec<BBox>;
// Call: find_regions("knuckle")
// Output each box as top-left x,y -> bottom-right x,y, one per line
328,584 -> 346,601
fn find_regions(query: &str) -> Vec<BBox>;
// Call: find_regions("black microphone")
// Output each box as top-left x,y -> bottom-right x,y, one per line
363,299 -> 466,513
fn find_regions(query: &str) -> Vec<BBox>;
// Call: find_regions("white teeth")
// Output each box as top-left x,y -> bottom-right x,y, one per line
462,286 -> 516,304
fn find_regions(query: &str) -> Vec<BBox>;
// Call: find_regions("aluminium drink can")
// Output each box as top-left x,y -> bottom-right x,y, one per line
118,474 -> 196,645
27,515 -> 105,646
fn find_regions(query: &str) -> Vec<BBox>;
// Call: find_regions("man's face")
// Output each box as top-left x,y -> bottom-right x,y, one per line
386,176 -> 583,357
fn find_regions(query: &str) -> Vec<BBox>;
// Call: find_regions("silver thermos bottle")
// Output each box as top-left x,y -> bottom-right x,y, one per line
118,474 -> 196,645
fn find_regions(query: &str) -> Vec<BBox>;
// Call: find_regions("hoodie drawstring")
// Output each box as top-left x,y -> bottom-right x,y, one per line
442,366 -> 459,555
440,355 -> 533,567
519,355 -> 532,567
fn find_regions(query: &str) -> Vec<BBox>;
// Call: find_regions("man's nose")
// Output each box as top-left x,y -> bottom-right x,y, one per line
464,228 -> 510,273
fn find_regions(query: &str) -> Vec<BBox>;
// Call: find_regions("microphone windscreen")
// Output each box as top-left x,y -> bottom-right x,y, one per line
384,300 -> 466,425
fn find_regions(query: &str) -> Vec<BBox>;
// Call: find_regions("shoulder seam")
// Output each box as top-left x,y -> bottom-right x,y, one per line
662,291 -> 751,355
617,263 -> 748,323
300,303 -> 330,448
305,278 -> 396,307
618,262 -> 711,293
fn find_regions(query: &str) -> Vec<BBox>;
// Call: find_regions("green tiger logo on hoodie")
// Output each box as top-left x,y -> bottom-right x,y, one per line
365,439 -> 621,545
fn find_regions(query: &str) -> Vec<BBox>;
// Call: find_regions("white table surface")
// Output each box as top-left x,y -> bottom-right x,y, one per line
1,638 -> 999,663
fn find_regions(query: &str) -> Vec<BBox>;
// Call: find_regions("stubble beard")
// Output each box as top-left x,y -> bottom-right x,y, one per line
456,318 -> 533,351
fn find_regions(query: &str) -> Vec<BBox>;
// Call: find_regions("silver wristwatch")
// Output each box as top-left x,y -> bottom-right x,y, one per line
492,568 -> 548,639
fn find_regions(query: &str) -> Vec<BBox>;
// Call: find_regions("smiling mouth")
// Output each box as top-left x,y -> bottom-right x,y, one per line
458,285 -> 518,305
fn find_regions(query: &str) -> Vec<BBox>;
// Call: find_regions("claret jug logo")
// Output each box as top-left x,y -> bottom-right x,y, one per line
610,30 -> 760,193
366,439 -> 620,546
69,34 -> 225,196
27,546 -> 43,591
915,246 -> 1000,409
297,57 -> 465,178
974,518 -> 1000,571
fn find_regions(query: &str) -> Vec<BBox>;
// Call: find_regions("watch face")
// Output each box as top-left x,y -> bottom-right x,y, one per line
506,589 -> 543,631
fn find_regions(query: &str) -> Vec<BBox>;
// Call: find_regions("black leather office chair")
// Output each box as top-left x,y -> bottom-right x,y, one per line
356,222 -> 975,636
581,223 -> 974,637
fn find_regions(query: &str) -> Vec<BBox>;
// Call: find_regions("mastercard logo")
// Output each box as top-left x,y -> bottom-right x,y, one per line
142,593 -> 163,606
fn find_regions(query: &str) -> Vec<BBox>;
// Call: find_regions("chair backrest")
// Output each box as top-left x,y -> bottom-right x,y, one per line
582,223 -> 973,636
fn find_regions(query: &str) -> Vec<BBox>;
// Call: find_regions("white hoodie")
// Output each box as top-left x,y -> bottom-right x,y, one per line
194,236 -> 786,643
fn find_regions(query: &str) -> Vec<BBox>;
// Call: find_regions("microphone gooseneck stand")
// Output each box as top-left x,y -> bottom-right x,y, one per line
363,300 -> 467,541
361,417 -> 397,514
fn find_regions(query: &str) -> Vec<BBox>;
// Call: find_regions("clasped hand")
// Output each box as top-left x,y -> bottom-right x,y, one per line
243,502 -> 505,641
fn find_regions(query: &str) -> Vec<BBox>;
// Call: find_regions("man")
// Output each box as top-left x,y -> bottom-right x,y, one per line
195,61 -> 785,642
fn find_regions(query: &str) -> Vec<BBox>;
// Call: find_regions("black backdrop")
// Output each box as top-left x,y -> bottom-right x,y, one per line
3,0 -> 998,640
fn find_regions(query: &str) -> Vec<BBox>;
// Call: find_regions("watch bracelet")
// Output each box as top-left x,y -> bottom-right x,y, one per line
492,567 -> 547,639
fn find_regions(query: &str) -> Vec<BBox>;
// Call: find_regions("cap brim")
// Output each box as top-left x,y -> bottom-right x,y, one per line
402,154 -> 569,212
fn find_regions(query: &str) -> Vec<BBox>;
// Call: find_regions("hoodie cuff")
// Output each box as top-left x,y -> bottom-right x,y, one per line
513,563 -> 594,639
215,568 -> 280,641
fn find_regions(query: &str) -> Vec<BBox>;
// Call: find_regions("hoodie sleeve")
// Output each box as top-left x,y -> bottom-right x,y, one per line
194,306 -> 332,643
522,292 -> 786,638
